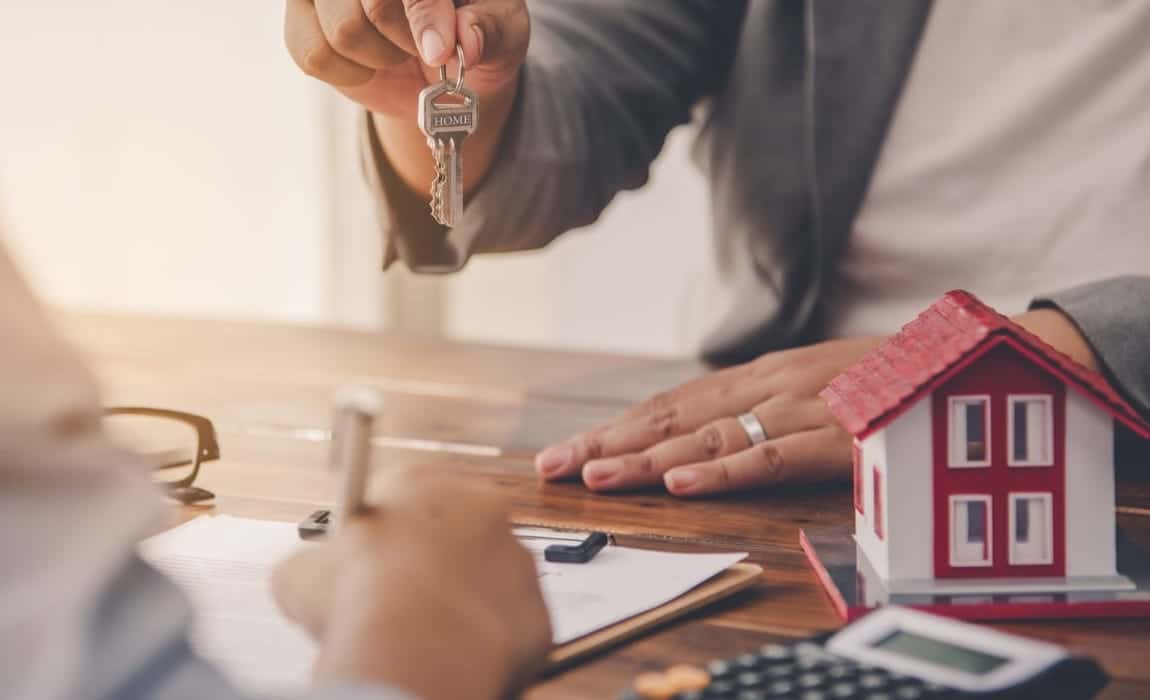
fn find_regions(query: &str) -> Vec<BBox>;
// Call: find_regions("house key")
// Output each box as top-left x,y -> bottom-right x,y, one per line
418,45 -> 478,227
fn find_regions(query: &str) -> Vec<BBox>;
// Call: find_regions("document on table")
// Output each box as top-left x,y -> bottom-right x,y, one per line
140,515 -> 747,694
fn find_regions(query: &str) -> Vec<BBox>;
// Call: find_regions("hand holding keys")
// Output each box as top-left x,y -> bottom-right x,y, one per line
418,45 -> 478,227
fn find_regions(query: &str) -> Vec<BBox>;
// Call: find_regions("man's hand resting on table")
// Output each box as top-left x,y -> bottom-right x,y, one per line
534,308 -> 1101,498
271,468 -> 552,700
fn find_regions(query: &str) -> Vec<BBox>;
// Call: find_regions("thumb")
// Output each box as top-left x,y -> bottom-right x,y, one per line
403,0 -> 458,66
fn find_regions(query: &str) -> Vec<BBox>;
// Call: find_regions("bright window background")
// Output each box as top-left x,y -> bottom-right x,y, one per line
0,1 -> 708,357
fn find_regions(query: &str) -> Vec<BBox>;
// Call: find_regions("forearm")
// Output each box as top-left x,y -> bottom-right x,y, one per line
367,1 -> 744,272
1014,308 -> 1101,372
374,76 -> 519,198
1028,276 -> 1150,416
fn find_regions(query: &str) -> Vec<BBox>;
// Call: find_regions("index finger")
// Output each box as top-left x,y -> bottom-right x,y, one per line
286,0 -> 376,86
316,0 -> 410,68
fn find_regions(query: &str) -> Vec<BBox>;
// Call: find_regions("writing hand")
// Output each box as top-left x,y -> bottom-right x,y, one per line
272,467 -> 551,700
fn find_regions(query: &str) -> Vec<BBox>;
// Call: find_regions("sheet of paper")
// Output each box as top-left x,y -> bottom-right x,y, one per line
139,516 -> 317,693
141,515 -> 746,693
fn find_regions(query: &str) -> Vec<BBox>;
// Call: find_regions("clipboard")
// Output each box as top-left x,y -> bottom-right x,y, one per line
297,517 -> 764,671
546,562 -> 764,670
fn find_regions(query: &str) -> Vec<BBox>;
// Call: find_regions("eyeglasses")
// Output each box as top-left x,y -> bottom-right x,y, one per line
103,407 -> 220,505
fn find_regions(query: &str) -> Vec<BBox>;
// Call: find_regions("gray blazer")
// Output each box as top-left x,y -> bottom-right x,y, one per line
365,0 -> 1150,420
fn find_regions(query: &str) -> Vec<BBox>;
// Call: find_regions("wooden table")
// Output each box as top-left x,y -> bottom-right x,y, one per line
63,312 -> 1150,699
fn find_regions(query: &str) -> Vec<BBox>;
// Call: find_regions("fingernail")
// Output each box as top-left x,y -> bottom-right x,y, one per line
420,28 -> 446,65
665,468 -> 699,494
470,24 -> 485,62
536,445 -> 572,477
584,459 -> 622,487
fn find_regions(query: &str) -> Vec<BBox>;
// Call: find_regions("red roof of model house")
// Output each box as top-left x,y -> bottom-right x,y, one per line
821,290 -> 1150,440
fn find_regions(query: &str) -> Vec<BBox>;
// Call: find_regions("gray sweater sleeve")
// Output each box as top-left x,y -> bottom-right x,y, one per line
364,1 -> 746,272
1032,275 -> 1150,417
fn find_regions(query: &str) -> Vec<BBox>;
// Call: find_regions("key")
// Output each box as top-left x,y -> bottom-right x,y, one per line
439,132 -> 466,226
429,137 -> 448,224
420,88 -> 477,226
418,47 -> 478,227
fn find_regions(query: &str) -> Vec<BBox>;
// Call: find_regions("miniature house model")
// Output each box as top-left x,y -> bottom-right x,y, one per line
820,290 -> 1150,597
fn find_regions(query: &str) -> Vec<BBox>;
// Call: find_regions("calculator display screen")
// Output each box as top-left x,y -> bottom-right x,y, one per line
872,629 -> 1009,675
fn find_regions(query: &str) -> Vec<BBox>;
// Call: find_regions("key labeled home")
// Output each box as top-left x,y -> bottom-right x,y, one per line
821,290 -> 1150,595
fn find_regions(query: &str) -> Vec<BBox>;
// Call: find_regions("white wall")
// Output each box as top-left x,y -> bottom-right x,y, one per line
1064,390 -> 1117,577
855,398 -> 935,585
0,1 -> 382,326
0,1 -> 707,356
855,429 -> 889,580
443,126 -> 711,357
885,398 -> 936,582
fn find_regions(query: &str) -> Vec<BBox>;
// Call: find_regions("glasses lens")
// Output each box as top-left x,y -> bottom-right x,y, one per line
104,413 -> 201,486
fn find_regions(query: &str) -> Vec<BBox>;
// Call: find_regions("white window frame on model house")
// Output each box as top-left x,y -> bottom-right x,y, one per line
1007,395 -> 1054,467
1008,492 -> 1054,566
949,395 -> 991,468
950,494 -> 993,567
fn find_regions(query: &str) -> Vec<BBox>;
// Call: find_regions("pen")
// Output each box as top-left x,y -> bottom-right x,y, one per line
331,385 -> 383,532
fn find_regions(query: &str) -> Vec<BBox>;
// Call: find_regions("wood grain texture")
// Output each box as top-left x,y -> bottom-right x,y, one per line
67,312 -> 1150,700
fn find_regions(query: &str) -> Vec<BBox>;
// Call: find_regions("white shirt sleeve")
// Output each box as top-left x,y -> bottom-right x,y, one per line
0,244 -> 411,700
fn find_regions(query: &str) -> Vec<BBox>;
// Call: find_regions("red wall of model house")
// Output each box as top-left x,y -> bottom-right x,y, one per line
931,342 -> 1067,579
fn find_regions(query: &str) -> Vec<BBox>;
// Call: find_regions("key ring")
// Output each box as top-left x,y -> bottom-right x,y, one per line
437,44 -> 467,93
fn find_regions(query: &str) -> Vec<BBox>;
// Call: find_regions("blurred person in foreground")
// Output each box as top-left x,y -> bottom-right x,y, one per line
0,238 -> 550,697
286,1 -> 1150,496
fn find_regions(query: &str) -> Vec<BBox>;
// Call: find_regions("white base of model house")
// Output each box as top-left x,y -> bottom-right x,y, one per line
803,526 -> 1150,622
873,566 -> 1136,596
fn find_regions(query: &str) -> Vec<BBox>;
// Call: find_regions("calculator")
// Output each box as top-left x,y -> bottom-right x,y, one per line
620,606 -> 1108,699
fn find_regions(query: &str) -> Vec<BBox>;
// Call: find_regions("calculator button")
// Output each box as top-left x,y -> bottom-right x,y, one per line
795,657 -> 826,671
797,673 -> 824,689
708,660 -> 734,678
764,664 -> 796,679
676,692 -> 707,700
825,665 -> 855,680
829,683 -> 857,699
859,674 -> 888,690
768,680 -> 795,695
737,672 -> 764,688
864,693 -> 893,700
800,692 -> 828,700
735,653 -> 761,669
709,680 -> 736,696
735,690 -> 768,700
893,686 -> 924,699
760,644 -> 794,660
